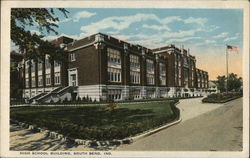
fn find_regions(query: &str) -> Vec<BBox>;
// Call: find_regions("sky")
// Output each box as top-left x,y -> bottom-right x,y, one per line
12,8 -> 243,80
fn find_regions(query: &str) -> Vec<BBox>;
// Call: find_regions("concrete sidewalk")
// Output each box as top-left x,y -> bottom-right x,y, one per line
176,97 -> 223,122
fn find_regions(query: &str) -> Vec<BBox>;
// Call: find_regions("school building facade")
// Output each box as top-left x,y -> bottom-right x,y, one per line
21,33 -> 209,103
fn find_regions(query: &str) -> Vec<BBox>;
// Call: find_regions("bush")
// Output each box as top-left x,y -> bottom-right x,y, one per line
105,102 -> 119,111
202,92 -> 242,103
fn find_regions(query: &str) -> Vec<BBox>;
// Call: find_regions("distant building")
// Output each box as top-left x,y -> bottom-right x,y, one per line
20,33 -> 209,103
208,80 -> 220,94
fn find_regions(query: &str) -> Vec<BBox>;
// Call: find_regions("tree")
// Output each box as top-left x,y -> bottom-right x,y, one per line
11,8 -> 69,62
227,73 -> 242,91
216,73 -> 242,92
217,75 -> 226,92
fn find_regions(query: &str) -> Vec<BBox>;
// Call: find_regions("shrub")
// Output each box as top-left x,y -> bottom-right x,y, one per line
105,102 -> 119,111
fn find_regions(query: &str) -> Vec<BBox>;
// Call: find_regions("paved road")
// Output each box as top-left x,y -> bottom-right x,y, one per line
116,98 -> 243,151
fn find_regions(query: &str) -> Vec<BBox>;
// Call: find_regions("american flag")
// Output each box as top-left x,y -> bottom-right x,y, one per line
227,45 -> 238,53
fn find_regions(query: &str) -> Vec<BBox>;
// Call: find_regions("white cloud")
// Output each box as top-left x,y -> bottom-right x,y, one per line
80,14 -> 207,36
223,33 -> 240,42
224,36 -> 238,42
204,40 -> 216,44
213,32 -> 228,39
205,25 -> 220,32
60,18 -> 72,23
184,17 -> 207,26
80,13 -> 160,34
165,37 -> 202,44
142,24 -> 170,31
73,11 -> 96,22
161,16 -> 182,24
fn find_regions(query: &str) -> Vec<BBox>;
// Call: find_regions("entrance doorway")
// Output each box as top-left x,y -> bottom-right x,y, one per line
68,68 -> 78,87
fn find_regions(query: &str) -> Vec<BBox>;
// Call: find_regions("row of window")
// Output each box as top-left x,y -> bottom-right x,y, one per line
25,73 -> 61,88
108,89 -> 122,100
107,48 -> 121,64
26,60 -> 61,72
130,54 -> 140,68
130,71 -> 140,84
146,59 -> 154,73
147,74 -> 155,85
107,67 -> 121,82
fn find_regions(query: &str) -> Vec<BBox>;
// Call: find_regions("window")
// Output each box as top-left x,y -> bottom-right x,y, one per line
146,90 -> 155,98
130,90 -> 140,99
54,72 -> 61,85
31,76 -> 36,87
46,74 -> 51,85
160,76 -> 166,86
54,61 -> 61,67
159,63 -> 166,86
130,55 -> 140,68
147,74 -> 155,85
107,48 -> 121,64
108,67 -> 121,82
38,62 -> 43,71
108,89 -> 121,101
31,62 -> 35,73
38,75 -> 43,87
130,71 -> 140,84
25,61 -> 29,74
146,59 -> 154,73
70,53 -> 76,61
159,63 -> 166,75
45,59 -> 51,69
25,78 -> 29,88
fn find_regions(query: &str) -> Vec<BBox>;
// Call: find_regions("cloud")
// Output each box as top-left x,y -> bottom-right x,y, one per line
205,25 -> 220,32
213,32 -> 228,39
184,17 -> 207,26
223,33 -> 240,42
224,36 -> 238,42
165,37 -> 202,44
59,18 -> 72,23
204,40 -> 216,44
142,24 -> 170,31
80,14 -> 207,36
80,13 -> 160,34
73,11 -> 96,22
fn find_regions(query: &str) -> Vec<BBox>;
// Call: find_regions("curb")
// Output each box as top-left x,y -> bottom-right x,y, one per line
10,102 -> 182,147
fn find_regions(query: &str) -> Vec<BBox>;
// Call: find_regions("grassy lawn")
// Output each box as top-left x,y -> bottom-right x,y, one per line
10,100 -> 179,140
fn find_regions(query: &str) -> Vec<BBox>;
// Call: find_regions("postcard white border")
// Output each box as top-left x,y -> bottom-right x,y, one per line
1,1 -> 249,158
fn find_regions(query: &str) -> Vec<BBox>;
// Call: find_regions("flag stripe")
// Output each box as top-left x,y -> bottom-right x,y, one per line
227,45 -> 238,53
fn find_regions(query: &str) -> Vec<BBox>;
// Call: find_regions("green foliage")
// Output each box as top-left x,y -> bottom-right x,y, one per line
11,8 -> 69,61
216,73 -> 242,92
227,73 -> 242,91
202,92 -> 242,103
217,75 -> 226,92
105,102 -> 119,111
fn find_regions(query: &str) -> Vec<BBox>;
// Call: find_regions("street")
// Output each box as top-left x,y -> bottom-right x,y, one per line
116,98 -> 243,151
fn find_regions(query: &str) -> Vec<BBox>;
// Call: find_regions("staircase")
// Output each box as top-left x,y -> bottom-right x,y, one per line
29,92 -> 47,104
35,86 -> 75,104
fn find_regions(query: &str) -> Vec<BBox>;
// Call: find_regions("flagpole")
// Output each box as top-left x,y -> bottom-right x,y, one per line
226,45 -> 228,94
